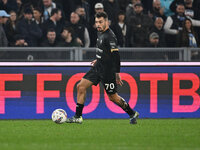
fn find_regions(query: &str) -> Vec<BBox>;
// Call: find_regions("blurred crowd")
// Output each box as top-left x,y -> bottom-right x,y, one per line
0,0 -> 200,49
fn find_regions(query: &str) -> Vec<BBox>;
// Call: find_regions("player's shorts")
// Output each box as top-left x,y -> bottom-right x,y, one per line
83,66 -> 117,94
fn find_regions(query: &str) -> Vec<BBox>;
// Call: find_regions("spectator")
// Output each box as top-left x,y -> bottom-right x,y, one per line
54,0 -> 75,22
89,3 -> 104,47
60,27 -> 80,47
94,3 -> 104,14
102,0 -> 120,25
82,0 -> 90,22
150,0 -> 166,21
4,10 -> 18,46
170,0 -> 184,13
40,28 -> 62,59
177,18 -> 199,59
111,11 -> 126,47
170,0 -> 200,19
67,12 -> 90,47
16,0 -> 23,19
183,0 -> 200,41
42,8 -> 63,40
40,28 -> 58,47
160,0 -> 174,17
177,18 -> 198,47
118,0 -> 130,12
74,0 -> 90,26
16,7 -> 42,46
146,32 -> 160,47
14,33 -> 37,61
5,34 -> 29,60
184,0 -> 200,18
42,0 -> 54,20
41,0 -> 60,21
144,32 -> 166,60
164,3 -> 200,47
14,34 -> 28,46
126,3 -> 153,47
33,7 -> 43,28
141,0 -> 153,14
90,2 -> 105,27
75,6 -> 88,27
0,10 -> 8,47
0,0 -> 18,13
148,17 -> 166,47
126,0 -> 141,23
164,3 -> 185,47
0,10 -> 10,28
88,0 -> 102,18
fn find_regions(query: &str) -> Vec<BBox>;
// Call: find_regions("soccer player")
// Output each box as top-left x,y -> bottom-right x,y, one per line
66,12 -> 139,124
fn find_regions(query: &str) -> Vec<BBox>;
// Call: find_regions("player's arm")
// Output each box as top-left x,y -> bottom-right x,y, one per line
110,37 -> 123,86
112,51 -> 123,86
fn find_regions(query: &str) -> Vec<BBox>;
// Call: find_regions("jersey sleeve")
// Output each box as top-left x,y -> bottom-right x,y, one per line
108,36 -> 120,73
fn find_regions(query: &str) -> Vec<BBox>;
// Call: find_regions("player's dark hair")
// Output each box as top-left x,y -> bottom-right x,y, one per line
95,11 -> 108,19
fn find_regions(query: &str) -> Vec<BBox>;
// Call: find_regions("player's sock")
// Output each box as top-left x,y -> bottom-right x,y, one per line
125,105 -> 136,117
75,103 -> 84,118
119,98 -> 136,117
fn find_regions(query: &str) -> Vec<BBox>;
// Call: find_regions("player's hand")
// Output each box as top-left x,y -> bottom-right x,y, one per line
116,73 -> 123,86
91,59 -> 97,66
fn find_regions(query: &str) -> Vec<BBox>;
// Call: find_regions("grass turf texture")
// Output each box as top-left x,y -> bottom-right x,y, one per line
0,119 -> 200,150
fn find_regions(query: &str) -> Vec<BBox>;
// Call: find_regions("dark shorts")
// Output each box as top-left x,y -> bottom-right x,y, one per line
83,67 -> 117,94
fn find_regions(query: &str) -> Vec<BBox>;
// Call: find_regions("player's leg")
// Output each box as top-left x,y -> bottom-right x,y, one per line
103,78 -> 139,124
66,78 -> 93,123
107,93 -> 139,124
75,78 -> 93,117
66,67 -> 100,124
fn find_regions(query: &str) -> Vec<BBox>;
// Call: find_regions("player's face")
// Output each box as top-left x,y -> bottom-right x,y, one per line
95,17 -> 108,32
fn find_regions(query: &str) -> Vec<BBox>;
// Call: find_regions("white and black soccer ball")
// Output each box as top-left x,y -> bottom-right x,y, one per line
51,109 -> 67,124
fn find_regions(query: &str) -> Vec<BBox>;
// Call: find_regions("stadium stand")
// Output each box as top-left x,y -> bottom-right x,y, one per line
0,0 -> 200,61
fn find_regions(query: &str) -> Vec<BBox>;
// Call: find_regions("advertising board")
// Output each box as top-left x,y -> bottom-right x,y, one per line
0,62 -> 199,119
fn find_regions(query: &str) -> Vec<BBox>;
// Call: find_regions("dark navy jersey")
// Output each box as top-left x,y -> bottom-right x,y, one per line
95,28 -> 120,73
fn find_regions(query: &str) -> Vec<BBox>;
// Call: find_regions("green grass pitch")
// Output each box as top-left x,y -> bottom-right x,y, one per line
0,119 -> 200,150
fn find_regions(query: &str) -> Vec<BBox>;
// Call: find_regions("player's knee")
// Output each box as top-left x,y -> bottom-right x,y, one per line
77,83 -> 86,93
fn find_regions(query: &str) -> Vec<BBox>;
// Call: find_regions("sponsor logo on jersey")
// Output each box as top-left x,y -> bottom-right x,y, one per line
96,48 -> 103,53
96,54 -> 101,59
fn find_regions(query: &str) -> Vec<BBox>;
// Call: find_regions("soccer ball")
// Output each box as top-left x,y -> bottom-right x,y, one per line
51,109 -> 67,124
